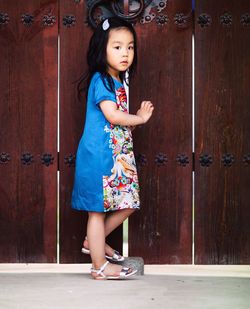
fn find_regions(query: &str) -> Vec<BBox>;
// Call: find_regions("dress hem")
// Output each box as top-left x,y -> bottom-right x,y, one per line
71,206 -> 140,213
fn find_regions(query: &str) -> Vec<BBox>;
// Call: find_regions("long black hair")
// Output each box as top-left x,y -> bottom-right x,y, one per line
75,17 -> 138,101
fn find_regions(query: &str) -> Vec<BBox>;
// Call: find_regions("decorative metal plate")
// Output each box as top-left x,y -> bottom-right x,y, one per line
176,154 -> 189,167
221,153 -> 234,167
43,14 -> 56,27
197,13 -> 212,28
0,152 -> 11,164
174,12 -> 193,28
64,154 -> 76,167
41,153 -> 54,166
63,15 -> 76,27
21,153 -> 34,165
243,154 -> 250,165
135,153 -> 147,166
0,12 -> 9,25
220,13 -> 232,27
155,152 -> 167,166
21,13 -> 34,26
86,0 -> 168,28
240,13 -> 250,26
199,154 -> 213,167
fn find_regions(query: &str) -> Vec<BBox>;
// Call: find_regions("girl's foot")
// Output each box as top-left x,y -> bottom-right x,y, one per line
90,260 -> 136,280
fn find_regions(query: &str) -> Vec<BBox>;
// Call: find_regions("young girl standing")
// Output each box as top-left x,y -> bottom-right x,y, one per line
71,17 -> 154,279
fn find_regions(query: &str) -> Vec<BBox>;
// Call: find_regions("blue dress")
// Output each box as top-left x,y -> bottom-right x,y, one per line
71,72 -> 140,212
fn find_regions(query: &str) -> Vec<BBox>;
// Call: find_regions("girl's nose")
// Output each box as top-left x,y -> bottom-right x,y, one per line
123,48 -> 129,56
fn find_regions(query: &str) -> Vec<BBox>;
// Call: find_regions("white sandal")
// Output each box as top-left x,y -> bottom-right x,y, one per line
90,261 -> 137,280
81,236 -> 125,262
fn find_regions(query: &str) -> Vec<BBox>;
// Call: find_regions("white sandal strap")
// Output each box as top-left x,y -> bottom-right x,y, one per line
98,261 -> 109,274
112,250 -> 123,259
91,261 -> 110,277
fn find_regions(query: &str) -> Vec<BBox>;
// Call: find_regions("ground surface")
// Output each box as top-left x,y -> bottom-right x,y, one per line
0,264 -> 249,309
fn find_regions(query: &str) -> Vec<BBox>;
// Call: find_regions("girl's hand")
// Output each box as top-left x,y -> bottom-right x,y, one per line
136,101 -> 154,124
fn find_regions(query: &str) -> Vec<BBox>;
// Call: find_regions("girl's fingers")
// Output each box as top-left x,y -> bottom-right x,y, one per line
140,101 -> 154,116
141,101 -> 153,109
145,102 -> 153,111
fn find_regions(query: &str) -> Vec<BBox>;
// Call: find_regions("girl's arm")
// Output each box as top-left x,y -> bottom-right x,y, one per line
99,100 -> 153,126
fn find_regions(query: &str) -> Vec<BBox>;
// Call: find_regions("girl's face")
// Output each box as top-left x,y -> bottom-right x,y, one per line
106,27 -> 134,78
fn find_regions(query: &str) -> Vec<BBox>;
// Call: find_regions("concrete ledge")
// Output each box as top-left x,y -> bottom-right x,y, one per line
144,265 -> 250,277
0,263 -> 250,277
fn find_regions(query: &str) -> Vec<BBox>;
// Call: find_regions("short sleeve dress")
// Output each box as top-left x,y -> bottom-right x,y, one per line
71,71 -> 140,213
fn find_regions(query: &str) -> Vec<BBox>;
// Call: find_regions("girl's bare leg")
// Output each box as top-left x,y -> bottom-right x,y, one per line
104,208 -> 135,236
87,211 -> 127,277
86,212 -> 106,268
84,209 -> 135,257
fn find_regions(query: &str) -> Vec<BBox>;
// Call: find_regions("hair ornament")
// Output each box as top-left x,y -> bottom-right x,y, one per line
102,19 -> 110,31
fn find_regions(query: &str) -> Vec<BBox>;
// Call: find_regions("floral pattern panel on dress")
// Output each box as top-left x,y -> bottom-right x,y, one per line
116,86 -> 128,112
103,86 -> 140,212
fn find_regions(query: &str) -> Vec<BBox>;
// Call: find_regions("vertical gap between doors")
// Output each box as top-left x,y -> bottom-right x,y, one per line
192,32 -> 195,265
123,71 -> 129,257
57,33 -> 60,264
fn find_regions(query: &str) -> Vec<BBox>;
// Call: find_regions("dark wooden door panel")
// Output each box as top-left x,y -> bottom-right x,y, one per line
195,0 -> 250,264
0,0 -> 58,262
59,1 -> 122,263
129,0 -> 193,263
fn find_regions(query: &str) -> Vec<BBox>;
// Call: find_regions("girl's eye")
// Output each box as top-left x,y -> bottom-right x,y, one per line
114,46 -> 121,50
128,46 -> 134,50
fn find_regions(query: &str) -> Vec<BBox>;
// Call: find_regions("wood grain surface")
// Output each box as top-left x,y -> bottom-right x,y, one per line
129,0 -> 193,263
0,0 -> 58,262
194,0 -> 250,264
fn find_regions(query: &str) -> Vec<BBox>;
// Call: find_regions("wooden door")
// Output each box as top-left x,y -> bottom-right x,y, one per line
0,0 -> 58,262
59,0 -> 193,264
128,0 -> 193,263
194,0 -> 250,264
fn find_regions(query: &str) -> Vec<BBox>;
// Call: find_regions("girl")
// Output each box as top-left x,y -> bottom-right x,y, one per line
71,17 -> 154,280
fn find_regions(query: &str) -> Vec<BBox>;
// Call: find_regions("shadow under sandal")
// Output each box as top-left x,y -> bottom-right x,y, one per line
90,261 -> 137,280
